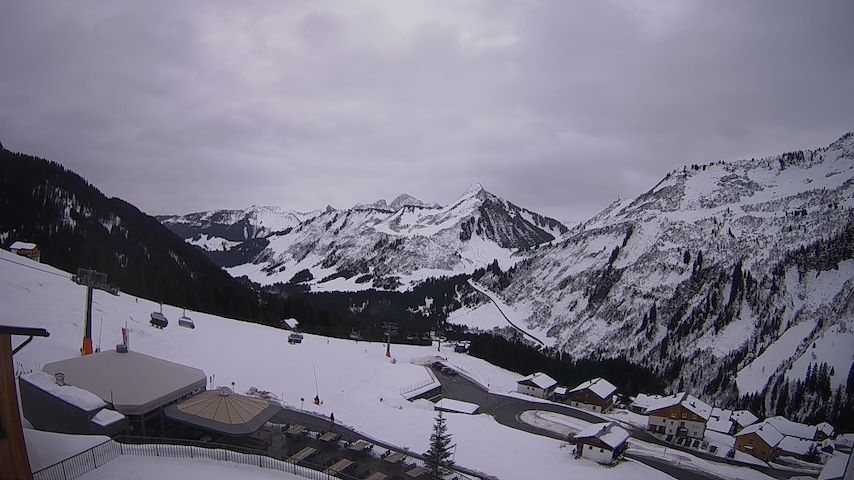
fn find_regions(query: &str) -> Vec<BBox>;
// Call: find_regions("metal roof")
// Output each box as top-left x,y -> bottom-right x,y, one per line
43,349 -> 207,416
165,387 -> 281,436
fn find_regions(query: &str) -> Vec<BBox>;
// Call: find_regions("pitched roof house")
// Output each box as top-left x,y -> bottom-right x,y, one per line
646,392 -> 712,439
567,378 -> 618,412
516,372 -> 557,399
572,421 -> 630,464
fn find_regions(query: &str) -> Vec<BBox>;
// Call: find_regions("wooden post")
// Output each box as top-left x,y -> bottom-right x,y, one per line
0,333 -> 34,480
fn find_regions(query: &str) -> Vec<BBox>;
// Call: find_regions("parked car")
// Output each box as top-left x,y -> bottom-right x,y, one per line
288,333 -> 304,344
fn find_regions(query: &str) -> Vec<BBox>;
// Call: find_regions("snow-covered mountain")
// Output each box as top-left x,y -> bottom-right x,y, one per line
474,132 -> 854,419
159,185 -> 568,290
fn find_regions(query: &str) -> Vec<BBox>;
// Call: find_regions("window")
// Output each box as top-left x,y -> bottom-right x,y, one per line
682,413 -> 687,419
600,448 -> 604,453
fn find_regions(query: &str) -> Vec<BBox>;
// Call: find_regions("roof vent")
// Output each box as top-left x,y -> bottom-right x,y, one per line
54,372 -> 65,386
116,343 -> 128,353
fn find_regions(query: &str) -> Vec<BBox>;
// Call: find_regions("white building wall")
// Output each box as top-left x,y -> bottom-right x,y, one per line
580,443 -> 615,464
517,384 -> 546,399
648,416 -> 706,439
570,401 -> 602,413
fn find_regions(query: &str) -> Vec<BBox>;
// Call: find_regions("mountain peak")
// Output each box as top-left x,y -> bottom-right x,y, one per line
461,183 -> 485,198
389,193 -> 425,210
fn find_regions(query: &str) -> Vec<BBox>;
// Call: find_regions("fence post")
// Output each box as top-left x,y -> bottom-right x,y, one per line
61,460 -> 68,480
91,448 -> 97,469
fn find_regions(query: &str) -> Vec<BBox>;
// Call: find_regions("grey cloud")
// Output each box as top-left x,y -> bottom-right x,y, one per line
0,0 -> 852,222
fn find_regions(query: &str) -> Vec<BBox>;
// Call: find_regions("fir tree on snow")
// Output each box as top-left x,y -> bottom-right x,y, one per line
424,411 -> 455,479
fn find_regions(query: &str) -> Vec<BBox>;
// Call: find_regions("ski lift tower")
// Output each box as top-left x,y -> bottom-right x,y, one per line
72,268 -> 119,355
382,322 -> 398,358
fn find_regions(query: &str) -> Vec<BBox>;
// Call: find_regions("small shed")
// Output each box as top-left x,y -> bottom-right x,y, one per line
9,241 -> 40,262
516,372 -> 557,399
282,318 -> 299,331
572,421 -> 630,464
816,422 -> 836,441
567,378 -> 617,412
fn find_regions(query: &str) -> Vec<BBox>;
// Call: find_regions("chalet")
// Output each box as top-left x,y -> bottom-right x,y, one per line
567,378 -> 617,413
766,416 -> 818,441
629,393 -> 662,414
516,372 -> 557,399
572,421 -> 630,465
646,392 -> 712,440
777,435 -> 818,462
9,241 -> 40,262
735,422 -> 785,462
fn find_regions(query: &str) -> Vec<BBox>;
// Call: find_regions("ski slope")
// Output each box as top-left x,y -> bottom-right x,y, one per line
2,249 -> 670,480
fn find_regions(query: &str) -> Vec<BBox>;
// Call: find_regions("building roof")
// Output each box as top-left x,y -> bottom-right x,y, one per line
10,241 -> 37,250
20,371 -> 106,412
736,422 -> 784,447
518,372 -> 557,390
574,421 -> 630,449
43,349 -> 207,416
164,387 -> 281,436
631,393 -> 663,410
568,377 -> 617,400
553,386 -> 568,396
817,422 -> 836,437
711,407 -> 732,422
646,392 -> 712,420
707,417 -> 735,434
282,318 -> 299,329
817,452 -> 850,480
91,408 -> 125,427
732,410 -> 759,428
778,436 -> 817,456
434,398 -> 479,414
766,416 -> 817,440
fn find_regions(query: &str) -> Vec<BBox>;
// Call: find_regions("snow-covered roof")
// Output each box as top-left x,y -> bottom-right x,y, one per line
434,398 -> 479,414
816,422 -> 835,437
282,318 -> 299,329
707,417 -> 734,434
10,241 -> 37,250
645,392 -> 712,420
21,372 -> 106,412
518,372 -> 557,390
91,408 -> 125,427
568,377 -> 617,400
43,349 -> 207,416
732,410 -> 758,428
711,407 -> 732,422
631,393 -> 662,410
574,422 -> 630,449
778,436 -> 816,456
736,422 -> 784,447
766,416 -> 817,440
554,386 -> 568,395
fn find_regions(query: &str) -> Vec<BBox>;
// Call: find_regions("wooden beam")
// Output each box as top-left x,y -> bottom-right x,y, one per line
0,333 -> 34,480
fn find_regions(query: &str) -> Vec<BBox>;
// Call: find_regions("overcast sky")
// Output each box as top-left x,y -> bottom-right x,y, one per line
1,1 -> 852,222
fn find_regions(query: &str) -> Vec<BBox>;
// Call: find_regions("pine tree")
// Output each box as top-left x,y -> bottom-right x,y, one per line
425,411 -> 455,479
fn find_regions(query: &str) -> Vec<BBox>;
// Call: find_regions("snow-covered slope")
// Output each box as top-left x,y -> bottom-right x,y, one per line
160,186 -> 568,291
3,249 -> 671,480
479,133 -> 854,415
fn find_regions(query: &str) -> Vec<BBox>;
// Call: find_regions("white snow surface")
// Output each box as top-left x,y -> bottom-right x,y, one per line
4,249 -> 668,480
25,428 -> 110,471
569,377 -> 617,400
77,455 -> 307,480
21,371 -> 107,412
90,408 -> 125,427
574,422 -> 630,449
434,398 -> 479,414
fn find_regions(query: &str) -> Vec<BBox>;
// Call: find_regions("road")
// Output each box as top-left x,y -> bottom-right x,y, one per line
433,367 -> 814,480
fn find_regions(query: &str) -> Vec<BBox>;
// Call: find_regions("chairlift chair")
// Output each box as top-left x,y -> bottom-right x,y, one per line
178,309 -> 195,329
150,303 -> 168,329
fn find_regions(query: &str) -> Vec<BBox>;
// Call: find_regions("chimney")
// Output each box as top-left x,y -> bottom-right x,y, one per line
54,372 -> 65,386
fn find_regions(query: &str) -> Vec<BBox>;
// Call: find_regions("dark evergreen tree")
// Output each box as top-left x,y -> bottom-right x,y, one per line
424,411 -> 455,479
